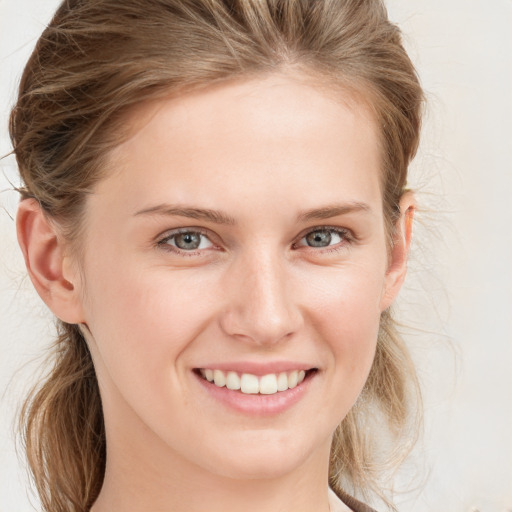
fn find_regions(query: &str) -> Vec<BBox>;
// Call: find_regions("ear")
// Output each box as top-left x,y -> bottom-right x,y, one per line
380,191 -> 415,311
16,198 -> 85,324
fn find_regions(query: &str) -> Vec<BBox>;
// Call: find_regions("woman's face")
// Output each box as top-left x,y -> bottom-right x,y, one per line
74,72 -> 404,481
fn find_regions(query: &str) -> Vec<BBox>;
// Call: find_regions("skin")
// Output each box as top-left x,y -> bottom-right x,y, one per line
17,71 -> 414,512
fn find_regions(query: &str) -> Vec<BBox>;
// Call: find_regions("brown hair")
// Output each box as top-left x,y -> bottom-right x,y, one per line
10,1 -> 423,510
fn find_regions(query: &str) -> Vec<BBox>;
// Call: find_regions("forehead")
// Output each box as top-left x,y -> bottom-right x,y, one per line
96,71 -> 382,218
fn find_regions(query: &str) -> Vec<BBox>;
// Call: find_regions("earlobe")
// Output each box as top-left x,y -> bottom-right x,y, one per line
380,192 -> 415,311
16,198 -> 84,324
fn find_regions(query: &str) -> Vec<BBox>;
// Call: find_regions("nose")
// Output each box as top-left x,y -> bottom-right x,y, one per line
218,250 -> 304,347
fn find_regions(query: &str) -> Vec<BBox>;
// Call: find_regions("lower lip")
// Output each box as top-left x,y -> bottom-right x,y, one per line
194,370 -> 316,416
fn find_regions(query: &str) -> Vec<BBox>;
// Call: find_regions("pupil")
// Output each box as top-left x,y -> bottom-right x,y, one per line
306,230 -> 331,247
175,232 -> 200,249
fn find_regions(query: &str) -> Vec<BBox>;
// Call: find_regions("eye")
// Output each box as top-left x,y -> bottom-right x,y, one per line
158,230 -> 214,252
295,228 -> 349,249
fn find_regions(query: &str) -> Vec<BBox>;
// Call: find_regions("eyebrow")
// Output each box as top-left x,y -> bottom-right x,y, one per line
297,202 -> 372,222
134,204 -> 236,225
134,201 -> 371,225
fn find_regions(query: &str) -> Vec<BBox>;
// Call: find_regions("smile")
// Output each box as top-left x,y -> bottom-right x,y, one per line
198,368 -> 313,395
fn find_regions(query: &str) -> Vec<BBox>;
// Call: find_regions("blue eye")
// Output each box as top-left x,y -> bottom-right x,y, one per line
159,231 -> 213,251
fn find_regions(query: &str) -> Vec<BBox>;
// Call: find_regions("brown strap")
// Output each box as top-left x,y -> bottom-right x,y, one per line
339,490 -> 378,512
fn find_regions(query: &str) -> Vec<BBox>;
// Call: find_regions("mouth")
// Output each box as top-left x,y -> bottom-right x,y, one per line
195,368 -> 318,395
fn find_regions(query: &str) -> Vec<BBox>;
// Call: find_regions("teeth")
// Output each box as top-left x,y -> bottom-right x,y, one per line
240,373 -> 259,394
199,368 -> 311,395
288,370 -> 298,389
259,374 -> 278,395
213,369 -> 226,387
277,372 -> 288,391
225,371 -> 241,390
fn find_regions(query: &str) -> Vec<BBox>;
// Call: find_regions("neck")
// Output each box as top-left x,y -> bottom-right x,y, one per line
91,398 -> 333,512
93,468 -> 332,512
93,446 -> 332,512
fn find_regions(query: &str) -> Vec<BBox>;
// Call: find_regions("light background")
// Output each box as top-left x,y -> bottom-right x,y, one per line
0,0 -> 511,510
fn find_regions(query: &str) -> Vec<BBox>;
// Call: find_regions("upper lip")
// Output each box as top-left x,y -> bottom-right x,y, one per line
194,361 -> 317,376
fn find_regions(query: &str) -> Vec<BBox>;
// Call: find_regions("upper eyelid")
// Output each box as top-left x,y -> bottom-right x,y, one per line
296,225 -> 352,240
155,229 -> 218,256
156,224 -> 349,237
292,226 -> 354,251
154,225 -> 353,251
157,226 -> 213,242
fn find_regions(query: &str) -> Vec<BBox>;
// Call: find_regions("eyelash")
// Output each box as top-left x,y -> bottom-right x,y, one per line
156,228 -> 215,256
156,226 -> 353,256
293,226 -> 353,254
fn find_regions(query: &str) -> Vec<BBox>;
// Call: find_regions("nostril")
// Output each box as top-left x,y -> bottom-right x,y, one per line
217,273 -> 304,345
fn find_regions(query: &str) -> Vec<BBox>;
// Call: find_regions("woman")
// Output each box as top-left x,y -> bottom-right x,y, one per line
10,0 -> 423,511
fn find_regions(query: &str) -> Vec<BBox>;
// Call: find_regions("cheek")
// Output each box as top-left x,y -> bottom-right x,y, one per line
81,255 -> 217,394
306,259 -> 385,331
304,262 -> 384,388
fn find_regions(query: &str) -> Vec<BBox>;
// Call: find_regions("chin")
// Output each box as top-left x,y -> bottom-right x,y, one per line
196,433 -> 322,481
212,457 -> 298,481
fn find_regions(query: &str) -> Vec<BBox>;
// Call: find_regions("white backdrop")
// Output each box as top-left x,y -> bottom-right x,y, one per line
1,0 -> 511,511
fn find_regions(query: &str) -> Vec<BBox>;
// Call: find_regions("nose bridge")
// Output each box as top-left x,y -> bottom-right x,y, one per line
220,246 -> 302,345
